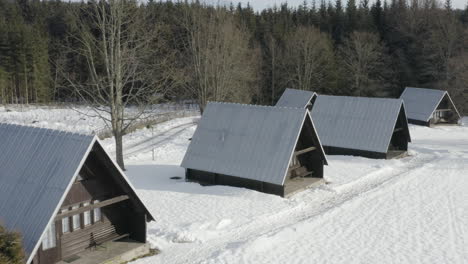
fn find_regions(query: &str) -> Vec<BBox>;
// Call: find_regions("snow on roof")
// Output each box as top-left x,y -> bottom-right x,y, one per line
0,123 -> 153,263
275,88 -> 316,108
311,95 -> 407,154
181,102 -> 327,185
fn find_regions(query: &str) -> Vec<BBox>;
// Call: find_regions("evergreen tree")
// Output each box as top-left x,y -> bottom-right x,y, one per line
319,0 -> 329,32
346,0 -> 358,34
332,0 -> 345,43
371,0 -> 384,37
444,0 -> 452,11
0,0 -> 466,112
462,2 -> 468,24
358,0 -> 373,31
0,225 -> 25,264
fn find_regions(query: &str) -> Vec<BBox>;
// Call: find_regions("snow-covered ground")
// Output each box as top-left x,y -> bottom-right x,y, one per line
0,104 -> 194,134
2,106 -> 467,263
103,117 -> 467,264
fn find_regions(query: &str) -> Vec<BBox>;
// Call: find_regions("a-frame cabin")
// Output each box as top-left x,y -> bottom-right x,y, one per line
181,102 -> 328,197
0,124 -> 154,264
400,87 -> 461,126
311,95 -> 411,159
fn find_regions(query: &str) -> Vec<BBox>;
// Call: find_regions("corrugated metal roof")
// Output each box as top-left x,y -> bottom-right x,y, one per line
275,88 -> 316,108
181,102 -> 327,185
0,123 -> 95,260
400,87 -> 460,122
0,123 -> 154,263
311,95 -> 405,153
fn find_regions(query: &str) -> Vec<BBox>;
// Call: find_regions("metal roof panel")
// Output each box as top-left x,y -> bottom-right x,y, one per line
275,88 -> 316,109
311,95 -> 404,153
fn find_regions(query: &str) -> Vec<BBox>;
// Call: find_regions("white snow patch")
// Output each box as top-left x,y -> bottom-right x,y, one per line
0,104 -> 192,134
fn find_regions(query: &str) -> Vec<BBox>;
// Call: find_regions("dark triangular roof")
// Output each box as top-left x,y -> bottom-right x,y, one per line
400,87 -> 461,122
275,88 -> 317,109
181,102 -> 327,186
0,123 -> 153,263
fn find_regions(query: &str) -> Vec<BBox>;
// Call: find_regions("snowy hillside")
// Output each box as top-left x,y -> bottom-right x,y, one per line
2,106 -> 467,263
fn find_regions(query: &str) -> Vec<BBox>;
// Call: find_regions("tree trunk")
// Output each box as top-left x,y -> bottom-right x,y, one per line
114,130 -> 125,170
199,99 -> 205,114
24,60 -> 28,104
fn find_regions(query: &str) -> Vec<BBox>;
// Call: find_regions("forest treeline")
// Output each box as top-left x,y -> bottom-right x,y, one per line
1,0 -> 468,113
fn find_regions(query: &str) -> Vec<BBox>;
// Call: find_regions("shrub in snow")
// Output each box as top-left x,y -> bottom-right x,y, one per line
0,224 -> 24,264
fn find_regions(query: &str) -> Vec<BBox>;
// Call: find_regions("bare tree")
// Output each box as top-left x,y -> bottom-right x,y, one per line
340,31 -> 390,96
266,33 -> 280,104
282,26 -> 336,94
180,4 -> 259,113
63,0 -> 170,169
446,28 -> 468,115
430,7 -> 463,84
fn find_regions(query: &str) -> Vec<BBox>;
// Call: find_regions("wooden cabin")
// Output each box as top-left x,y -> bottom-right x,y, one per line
275,88 -> 317,110
0,124 -> 154,264
400,87 -> 461,126
310,95 -> 411,159
181,102 -> 328,197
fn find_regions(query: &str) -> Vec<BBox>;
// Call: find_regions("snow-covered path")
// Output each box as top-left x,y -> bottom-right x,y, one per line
102,117 -> 198,164
123,122 -> 468,264
206,153 -> 468,264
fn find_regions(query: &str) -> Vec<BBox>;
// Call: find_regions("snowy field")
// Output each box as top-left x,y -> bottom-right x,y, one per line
2,106 -> 467,263
110,117 -> 467,264
0,104 -> 193,134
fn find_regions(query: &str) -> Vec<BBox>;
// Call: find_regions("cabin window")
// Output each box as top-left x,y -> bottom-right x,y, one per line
42,222 -> 56,250
61,209 -> 69,233
72,205 -> 80,230
93,200 -> 101,222
83,202 -> 91,226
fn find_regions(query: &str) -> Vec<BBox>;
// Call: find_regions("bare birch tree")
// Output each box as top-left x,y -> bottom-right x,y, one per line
63,0 -> 171,170
282,26 -> 336,94
340,31 -> 390,96
430,7 -> 463,84
446,28 -> 468,114
266,33 -> 280,104
181,4 -> 259,113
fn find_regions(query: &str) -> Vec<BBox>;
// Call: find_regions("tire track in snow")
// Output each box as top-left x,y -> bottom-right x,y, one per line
204,155 -> 465,264
155,154 -> 440,264
123,122 -> 196,158
441,165 -> 466,264
107,121 -> 196,158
